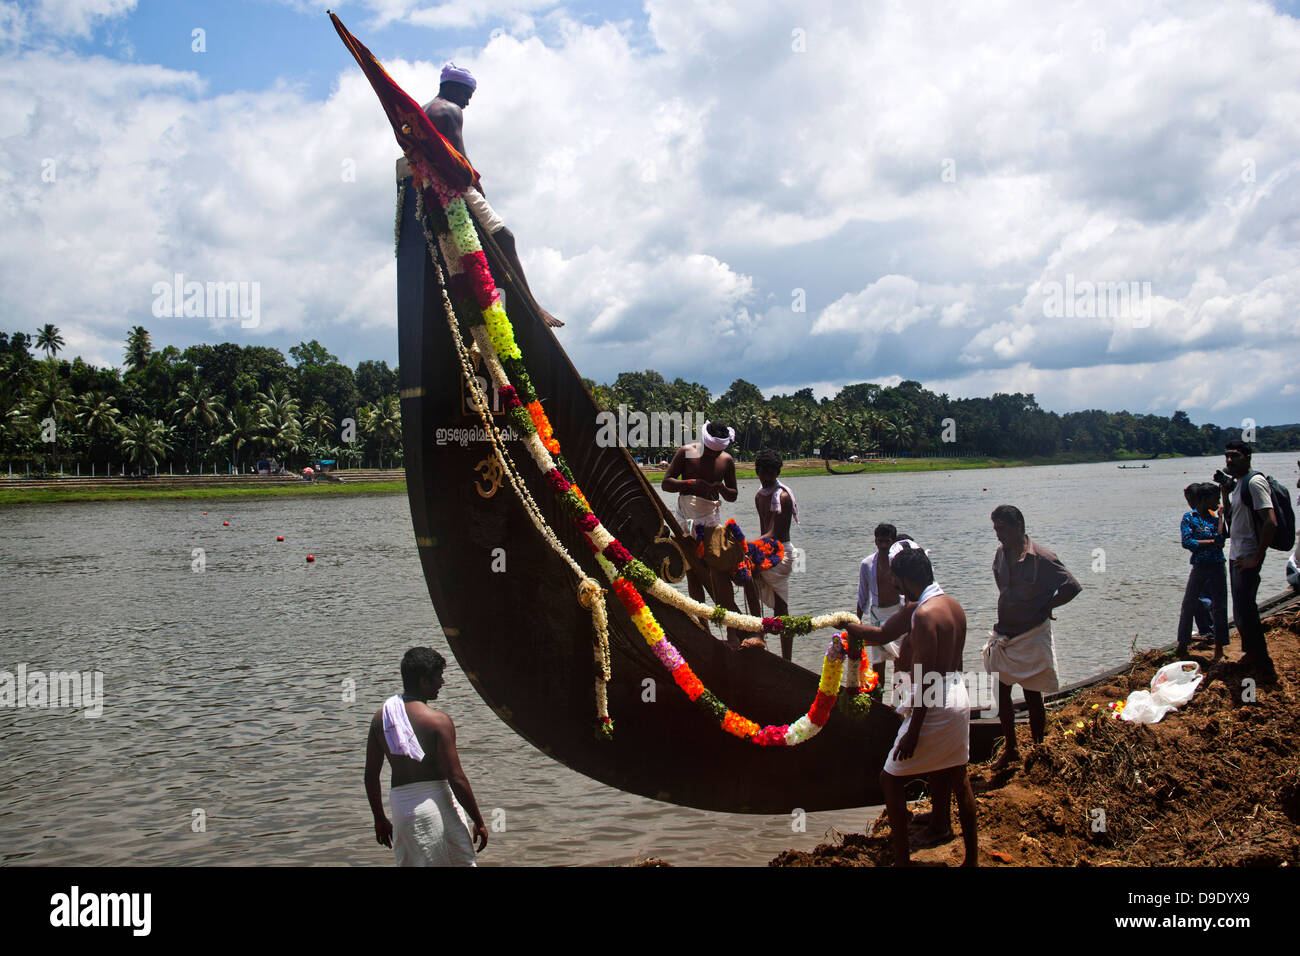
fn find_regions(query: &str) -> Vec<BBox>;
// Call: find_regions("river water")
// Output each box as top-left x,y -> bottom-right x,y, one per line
1,452 -> 1295,866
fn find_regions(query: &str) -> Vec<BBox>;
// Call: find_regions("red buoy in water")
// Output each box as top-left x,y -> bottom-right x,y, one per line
277,535 -> 284,542
306,554 -> 315,563
202,511 -> 207,515
223,521 -> 230,526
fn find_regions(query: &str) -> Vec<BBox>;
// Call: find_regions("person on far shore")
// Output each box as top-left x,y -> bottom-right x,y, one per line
1219,440 -> 1276,675
365,647 -> 488,866
753,449 -> 798,658
982,505 -> 1081,770
1177,483 -> 1227,662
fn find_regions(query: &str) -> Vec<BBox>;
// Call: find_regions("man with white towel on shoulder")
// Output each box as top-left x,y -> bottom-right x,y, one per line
365,647 -> 488,866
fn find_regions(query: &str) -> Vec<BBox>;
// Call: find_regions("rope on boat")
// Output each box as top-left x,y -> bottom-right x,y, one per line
412,188 -> 614,732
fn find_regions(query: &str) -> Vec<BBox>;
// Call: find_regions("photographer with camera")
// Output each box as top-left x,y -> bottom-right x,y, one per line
1216,440 -> 1277,676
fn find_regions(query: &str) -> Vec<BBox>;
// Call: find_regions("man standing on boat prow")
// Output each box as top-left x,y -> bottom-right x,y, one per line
982,505 -> 1081,770
365,647 -> 489,866
663,421 -> 759,647
420,62 -> 564,329
844,546 -> 978,866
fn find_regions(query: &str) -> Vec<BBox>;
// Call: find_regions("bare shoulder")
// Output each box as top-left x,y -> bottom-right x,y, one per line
416,706 -> 454,733
423,97 -> 461,119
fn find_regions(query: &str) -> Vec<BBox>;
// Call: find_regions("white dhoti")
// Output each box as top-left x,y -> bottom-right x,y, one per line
883,671 -> 970,776
866,603 -> 904,665
463,186 -> 506,235
755,545 -> 794,610
390,780 -> 477,867
981,618 -> 1059,693
676,493 -> 721,533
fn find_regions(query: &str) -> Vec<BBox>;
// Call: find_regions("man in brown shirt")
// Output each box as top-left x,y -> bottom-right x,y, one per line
983,505 -> 1081,769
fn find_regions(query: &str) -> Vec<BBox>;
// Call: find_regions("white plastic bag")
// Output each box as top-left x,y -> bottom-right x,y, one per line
1121,661 -> 1203,724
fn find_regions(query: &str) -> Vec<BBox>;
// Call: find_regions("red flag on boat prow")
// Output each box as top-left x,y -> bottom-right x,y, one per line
329,11 -> 480,191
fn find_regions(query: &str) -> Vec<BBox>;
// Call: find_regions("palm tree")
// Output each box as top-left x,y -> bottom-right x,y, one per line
35,324 -> 64,359
27,368 -> 74,425
219,402 -> 259,473
355,403 -> 377,466
170,380 -> 226,471
256,384 -> 301,465
371,395 -> 401,468
302,401 -> 335,443
0,383 -> 31,465
78,391 -> 120,468
26,368 -> 74,472
118,413 -> 172,475
123,326 -> 152,373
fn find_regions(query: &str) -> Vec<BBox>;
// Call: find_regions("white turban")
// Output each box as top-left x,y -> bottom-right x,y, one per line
889,539 -> 930,563
441,62 -> 477,90
700,421 -> 734,452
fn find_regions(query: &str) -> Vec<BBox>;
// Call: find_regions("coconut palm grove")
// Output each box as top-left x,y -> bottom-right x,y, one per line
1,325 -> 1295,477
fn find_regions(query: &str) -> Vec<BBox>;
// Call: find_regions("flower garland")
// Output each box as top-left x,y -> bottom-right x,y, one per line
414,182 -> 614,737
835,631 -> 879,720
693,518 -> 785,586
412,157 -> 869,744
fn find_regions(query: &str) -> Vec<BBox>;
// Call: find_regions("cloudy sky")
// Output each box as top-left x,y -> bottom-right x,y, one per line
2,0 -> 1298,425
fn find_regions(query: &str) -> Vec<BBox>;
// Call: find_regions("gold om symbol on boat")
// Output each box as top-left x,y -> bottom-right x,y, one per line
474,457 -> 503,498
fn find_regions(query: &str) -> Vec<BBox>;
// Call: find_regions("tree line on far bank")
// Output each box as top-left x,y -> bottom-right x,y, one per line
1,326 -> 401,475
3,327 -> 1294,477
582,370 -> 1300,463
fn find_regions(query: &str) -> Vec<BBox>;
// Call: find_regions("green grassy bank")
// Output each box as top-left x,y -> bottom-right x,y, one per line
1,451 -> 1178,505
0,480 -> 408,506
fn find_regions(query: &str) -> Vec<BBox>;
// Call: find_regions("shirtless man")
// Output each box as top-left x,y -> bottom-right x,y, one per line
365,647 -> 488,865
421,63 -> 563,328
844,546 -> 978,866
662,421 -> 759,646
754,449 -> 798,658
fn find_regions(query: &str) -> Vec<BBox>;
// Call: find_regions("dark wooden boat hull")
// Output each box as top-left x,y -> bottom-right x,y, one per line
396,180 -> 907,813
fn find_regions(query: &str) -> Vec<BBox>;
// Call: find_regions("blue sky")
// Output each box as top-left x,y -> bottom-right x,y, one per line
2,0 -> 1298,428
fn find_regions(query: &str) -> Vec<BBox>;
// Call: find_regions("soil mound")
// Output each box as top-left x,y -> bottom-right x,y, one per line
772,610 -> 1300,867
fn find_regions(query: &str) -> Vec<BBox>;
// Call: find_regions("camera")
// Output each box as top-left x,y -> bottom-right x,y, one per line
1212,469 -> 1236,492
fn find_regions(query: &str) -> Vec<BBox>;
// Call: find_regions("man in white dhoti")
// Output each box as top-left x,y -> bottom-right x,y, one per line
844,547 -> 978,866
365,647 -> 488,866
753,449 -> 798,658
663,421 -> 759,646
857,524 -> 906,689
983,505 -> 1082,770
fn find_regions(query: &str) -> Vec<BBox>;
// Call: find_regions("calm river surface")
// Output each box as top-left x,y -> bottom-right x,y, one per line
2,452 -> 1296,866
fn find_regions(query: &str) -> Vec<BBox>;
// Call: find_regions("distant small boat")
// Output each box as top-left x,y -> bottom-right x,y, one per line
1117,464 -> 1150,469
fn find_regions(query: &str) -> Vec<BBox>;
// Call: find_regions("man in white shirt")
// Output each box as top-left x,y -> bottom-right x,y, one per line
857,524 -> 906,688
1220,440 -> 1277,674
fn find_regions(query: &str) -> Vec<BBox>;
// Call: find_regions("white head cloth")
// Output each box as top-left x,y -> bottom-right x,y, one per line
382,694 -> 425,762
441,61 -> 477,90
700,421 -> 734,452
889,540 -> 940,604
888,538 -> 929,563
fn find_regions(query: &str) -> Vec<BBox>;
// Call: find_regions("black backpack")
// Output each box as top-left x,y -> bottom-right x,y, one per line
1232,470 -> 1297,553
